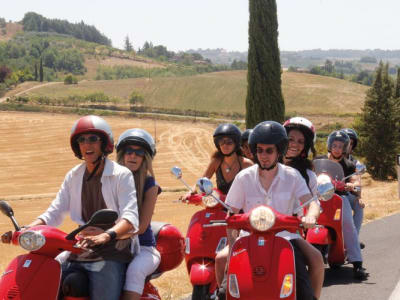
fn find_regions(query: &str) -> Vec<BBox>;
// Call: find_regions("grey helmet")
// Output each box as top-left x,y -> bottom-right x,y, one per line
116,128 -> 156,157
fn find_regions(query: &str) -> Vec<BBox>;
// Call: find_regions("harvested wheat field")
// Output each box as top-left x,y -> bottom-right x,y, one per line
0,111 -> 399,299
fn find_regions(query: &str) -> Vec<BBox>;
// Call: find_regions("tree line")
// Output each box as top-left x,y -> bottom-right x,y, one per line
22,12 -> 111,46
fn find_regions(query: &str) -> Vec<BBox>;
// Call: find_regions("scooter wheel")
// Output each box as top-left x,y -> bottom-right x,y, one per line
329,263 -> 342,270
192,284 -> 211,300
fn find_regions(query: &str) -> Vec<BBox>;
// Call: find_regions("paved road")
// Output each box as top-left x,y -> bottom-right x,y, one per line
322,213 -> 400,300
180,213 -> 400,300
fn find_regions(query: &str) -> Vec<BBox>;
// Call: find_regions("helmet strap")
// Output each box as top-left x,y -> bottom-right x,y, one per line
86,155 -> 104,181
257,156 -> 279,171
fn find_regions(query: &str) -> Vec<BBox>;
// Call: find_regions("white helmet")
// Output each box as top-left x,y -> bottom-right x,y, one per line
116,128 -> 156,157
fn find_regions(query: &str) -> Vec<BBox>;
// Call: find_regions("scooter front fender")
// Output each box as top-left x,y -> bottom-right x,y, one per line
0,253 -> 61,300
189,261 -> 216,286
306,227 -> 332,245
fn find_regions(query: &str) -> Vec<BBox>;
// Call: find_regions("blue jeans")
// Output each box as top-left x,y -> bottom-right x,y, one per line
346,193 -> 364,235
62,260 -> 126,300
341,194 -> 362,262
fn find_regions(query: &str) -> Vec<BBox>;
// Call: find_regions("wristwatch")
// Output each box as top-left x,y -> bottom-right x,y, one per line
105,229 -> 117,241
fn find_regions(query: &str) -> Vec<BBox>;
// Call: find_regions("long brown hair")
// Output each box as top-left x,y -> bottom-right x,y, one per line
117,149 -> 154,213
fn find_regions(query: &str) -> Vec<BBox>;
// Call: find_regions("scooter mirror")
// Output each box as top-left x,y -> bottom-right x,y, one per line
316,174 -> 335,201
66,209 -> 118,240
170,166 -> 183,179
196,177 -> 214,196
0,200 -> 14,218
355,163 -> 366,175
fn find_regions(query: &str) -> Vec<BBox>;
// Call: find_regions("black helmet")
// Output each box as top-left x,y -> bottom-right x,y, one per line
240,129 -> 253,146
213,123 -> 241,154
341,128 -> 358,150
327,130 -> 350,154
249,121 -> 288,157
116,128 -> 156,157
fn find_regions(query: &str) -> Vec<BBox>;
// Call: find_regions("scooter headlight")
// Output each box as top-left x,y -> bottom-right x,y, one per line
19,231 -> 46,251
202,191 -> 219,208
249,206 -> 275,232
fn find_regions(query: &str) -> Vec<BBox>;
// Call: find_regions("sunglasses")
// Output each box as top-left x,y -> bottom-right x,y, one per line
124,148 -> 146,157
218,138 -> 234,146
77,135 -> 101,144
256,147 -> 276,155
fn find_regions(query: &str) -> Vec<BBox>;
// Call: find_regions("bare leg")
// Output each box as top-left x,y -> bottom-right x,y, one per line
215,246 -> 229,287
296,238 -> 324,299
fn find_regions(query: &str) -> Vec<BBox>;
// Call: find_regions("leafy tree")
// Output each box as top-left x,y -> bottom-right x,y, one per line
124,36 -> 133,52
355,62 -> 399,179
324,59 -> 334,73
246,0 -> 285,127
0,65 -> 11,82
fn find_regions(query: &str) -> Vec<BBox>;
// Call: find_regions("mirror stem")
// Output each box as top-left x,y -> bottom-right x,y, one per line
293,194 -> 318,214
10,216 -> 21,231
179,178 -> 194,193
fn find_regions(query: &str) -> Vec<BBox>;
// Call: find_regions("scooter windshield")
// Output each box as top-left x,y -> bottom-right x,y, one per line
313,159 -> 344,181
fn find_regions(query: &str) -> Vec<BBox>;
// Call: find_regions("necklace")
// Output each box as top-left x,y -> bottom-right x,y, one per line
224,161 -> 233,173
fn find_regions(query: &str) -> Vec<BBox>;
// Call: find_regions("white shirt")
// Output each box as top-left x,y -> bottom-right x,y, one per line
38,158 -> 139,237
226,163 -> 313,239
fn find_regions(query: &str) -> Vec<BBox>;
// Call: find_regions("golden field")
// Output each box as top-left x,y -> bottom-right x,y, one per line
0,111 -> 399,299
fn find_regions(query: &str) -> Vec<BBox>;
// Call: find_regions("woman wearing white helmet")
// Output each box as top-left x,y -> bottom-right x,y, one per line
283,117 -> 324,299
116,128 -> 161,300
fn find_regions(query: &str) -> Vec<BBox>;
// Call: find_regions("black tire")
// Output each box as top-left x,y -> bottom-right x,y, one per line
329,263 -> 342,270
192,284 -> 210,300
313,244 -> 328,264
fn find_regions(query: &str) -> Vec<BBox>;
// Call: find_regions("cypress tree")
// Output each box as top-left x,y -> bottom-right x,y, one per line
39,58 -> 43,82
245,0 -> 285,128
395,67 -> 400,99
355,62 -> 398,179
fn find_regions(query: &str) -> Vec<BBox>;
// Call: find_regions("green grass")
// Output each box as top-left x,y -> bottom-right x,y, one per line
23,70 -> 369,117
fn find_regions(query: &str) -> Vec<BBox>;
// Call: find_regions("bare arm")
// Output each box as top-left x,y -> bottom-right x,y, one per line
299,193 -> 320,228
138,186 -> 158,234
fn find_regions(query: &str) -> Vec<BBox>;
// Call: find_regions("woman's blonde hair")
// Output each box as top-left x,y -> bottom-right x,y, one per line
117,148 -> 154,213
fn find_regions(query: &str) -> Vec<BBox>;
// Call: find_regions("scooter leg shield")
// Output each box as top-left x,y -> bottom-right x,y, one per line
306,227 -> 332,245
189,262 -> 215,285
0,253 -> 61,300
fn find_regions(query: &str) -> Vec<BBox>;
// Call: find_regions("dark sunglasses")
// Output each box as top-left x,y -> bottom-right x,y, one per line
256,147 -> 276,155
77,135 -> 101,144
124,148 -> 146,157
218,138 -> 234,146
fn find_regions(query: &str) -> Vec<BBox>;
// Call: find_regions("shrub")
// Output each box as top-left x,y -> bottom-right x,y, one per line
64,74 -> 78,85
129,91 -> 144,105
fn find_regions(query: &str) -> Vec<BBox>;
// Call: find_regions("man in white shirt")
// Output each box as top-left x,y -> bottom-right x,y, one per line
2,115 -> 138,300
215,121 -> 322,300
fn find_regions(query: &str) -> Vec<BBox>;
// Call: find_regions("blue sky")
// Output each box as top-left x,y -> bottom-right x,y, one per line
3,0 -> 400,52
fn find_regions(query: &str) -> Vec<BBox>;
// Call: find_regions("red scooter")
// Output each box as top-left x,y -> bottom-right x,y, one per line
305,159 -> 365,268
197,177 -> 333,300
0,200 -> 185,300
171,167 -> 228,299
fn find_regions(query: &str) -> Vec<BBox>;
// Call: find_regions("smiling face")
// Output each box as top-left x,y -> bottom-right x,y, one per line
256,144 -> 278,169
123,145 -> 145,172
217,136 -> 235,155
77,133 -> 103,164
287,129 -> 305,158
331,140 -> 345,159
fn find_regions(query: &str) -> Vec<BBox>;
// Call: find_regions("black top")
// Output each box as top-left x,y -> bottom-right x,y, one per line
316,155 -> 356,196
216,158 -> 243,195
